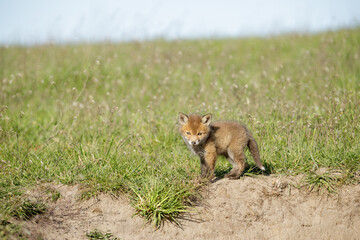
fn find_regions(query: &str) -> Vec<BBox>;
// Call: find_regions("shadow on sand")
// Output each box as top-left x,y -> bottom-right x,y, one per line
213,161 -> 273,183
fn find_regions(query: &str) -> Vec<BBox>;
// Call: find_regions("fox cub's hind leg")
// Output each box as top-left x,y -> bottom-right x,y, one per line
224,149 -> 246,180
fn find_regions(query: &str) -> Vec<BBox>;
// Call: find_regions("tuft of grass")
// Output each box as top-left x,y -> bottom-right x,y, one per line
128,177 -> 198,227
86,229 -> 119,240
0,220 -> 26,240
302,172 -> 339,193
11,200 -> 46,220
50,191 -> 61,202
44,187 -> 61,202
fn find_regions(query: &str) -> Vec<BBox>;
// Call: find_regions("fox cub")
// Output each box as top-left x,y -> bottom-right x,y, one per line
178,112 -> 265,180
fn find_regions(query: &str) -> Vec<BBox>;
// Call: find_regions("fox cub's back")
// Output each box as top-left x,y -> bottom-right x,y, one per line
210,121 -> 251,146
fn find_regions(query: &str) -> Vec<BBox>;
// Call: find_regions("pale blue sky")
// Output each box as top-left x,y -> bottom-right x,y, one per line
0,0 -> 359,45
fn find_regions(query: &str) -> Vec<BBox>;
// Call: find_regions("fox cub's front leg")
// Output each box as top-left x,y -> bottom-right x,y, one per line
200,145 -> 217,179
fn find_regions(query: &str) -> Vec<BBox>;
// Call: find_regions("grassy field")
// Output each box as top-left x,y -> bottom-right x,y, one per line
0,28 -> 359,230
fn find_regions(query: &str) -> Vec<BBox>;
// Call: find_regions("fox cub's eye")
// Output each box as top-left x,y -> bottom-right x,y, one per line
186,132 -> 191,135
197,132 -> 203,136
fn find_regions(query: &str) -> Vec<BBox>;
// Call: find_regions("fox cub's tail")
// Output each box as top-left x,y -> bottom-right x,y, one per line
248,137 -> 266,171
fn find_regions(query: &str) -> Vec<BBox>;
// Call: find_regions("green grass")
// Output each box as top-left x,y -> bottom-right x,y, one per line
10,200 -> 46,220
41,186 -> 62,202
0,220 -> 27,240
302,171 -> 339,194
86,229 -> 119,240
1,28 -> 360,228
128,177 -> 199,227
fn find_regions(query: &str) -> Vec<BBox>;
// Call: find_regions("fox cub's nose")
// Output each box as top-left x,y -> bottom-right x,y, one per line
191,141 -> 197,145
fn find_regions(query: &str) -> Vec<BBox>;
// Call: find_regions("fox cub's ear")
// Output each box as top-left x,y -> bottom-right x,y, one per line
201,113 -> 212,126
178,112 -> 189,125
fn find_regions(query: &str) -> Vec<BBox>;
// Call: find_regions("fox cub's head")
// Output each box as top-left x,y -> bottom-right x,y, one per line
178,112 -> 212,146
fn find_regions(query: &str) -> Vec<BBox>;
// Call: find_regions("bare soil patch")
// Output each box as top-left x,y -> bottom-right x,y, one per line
21,175 -> 360,240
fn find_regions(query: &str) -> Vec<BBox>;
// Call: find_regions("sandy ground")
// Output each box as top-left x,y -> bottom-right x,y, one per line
22,175 -> 360,240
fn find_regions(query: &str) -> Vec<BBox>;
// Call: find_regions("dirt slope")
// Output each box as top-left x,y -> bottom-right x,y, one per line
22,175 -> 360,240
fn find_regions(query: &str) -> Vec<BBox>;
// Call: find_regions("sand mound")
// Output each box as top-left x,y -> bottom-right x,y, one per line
22,175 -> 360,240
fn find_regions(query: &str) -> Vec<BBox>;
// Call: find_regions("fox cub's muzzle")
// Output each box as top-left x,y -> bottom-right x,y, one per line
190,140 -> 200,145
